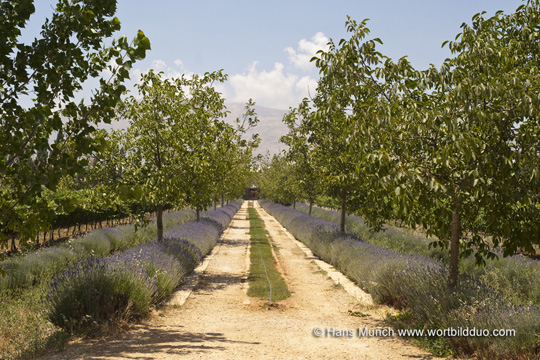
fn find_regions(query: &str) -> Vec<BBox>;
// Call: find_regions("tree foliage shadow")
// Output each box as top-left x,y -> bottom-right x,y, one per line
48,326 -> 260,359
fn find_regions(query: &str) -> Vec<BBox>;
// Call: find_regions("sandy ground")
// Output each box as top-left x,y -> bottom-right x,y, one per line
45,202 -> 439,360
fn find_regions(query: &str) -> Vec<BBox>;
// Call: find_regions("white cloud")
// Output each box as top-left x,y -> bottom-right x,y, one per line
130,53 -> 321,109
131,59 -> 228,101
295,76 -> 318,98
152,59 -> 167,71
285,32 -> 329,71
133,58 -> 194,84
228,61 -> 317,109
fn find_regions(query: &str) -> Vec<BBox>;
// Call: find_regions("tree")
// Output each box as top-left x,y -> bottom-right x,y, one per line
257,153 -> 297,205
312,4 -> 540,288
120,69 -> 250,239
394,2 -> 540,287
177,71 -> 230,219
0,0 -> 150,247
280,99 -> 322,215
310,18 -> 401,233
121,70 -> 188,242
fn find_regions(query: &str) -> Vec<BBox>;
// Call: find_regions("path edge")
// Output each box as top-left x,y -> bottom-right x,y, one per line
165,213 -> 236,307
255,201 -> 374,307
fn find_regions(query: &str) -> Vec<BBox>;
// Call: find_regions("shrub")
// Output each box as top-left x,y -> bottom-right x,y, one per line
0,209 -> 197,293
47,256 -> 157,334
112,243 -> 185,302
163,219 -> 220,256
0,247 -> 79,291
161,210 -> 196,229
202,202 -> 242,231
161,237 -> 202,272
295,201 -> 540,307
70,231 -> 111,257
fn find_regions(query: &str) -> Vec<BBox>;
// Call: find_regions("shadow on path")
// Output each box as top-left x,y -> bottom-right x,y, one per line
221,238 -> 249,247
194,272 -> 244,292
52,327 -> 260,359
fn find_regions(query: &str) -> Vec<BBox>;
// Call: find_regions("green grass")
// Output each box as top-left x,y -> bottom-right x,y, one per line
247,207 -> 290,302
0,285 -> 67,359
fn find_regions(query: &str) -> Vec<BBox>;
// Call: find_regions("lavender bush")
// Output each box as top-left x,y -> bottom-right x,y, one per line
0,209 -> 196,293
111,243 -> 185,301
202,202 -> 242,231
295,202 -> 540,307
294,202 -> 447,260
161,210 -> 197,228
70,231 -> 112,257
46,202 -> 241,333
260,200 -> 540,359
47,256 -> 157,333
0,247 -> 79,291
161,237 -> 202,272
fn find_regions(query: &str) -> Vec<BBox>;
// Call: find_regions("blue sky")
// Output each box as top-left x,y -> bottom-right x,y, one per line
26,0 -> 525,110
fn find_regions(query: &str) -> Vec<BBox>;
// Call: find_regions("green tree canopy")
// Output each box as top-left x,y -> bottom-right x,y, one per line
308,1 -> 540,287
0,0 -> 150,247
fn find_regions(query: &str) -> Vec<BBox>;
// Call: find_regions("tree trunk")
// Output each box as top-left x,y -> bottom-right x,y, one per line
157,205 -> 164,242
9,235 -> 17,252
309,197 -> 313,216
221,193 -> 225,208
293,197 -> 296,209
196,206 -> 200,221
214,198 -> 217,211
448,207 -> 461,288
340,191 -> 347,233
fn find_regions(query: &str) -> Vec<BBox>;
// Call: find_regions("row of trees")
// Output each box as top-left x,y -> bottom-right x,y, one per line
260,2 -> 540,287
99,70 -> 258,242
5,70 -> 259,249
0,0 -> 258,251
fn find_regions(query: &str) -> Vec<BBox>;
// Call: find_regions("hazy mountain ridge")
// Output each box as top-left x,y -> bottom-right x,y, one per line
224,103 -> 289,156
100,103 -> 289,156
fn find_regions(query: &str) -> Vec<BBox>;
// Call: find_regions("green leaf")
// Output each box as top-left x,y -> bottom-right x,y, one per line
140,36 -> 151,50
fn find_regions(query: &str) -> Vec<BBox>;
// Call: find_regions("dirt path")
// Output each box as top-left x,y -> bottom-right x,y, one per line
46,202 -> 438,360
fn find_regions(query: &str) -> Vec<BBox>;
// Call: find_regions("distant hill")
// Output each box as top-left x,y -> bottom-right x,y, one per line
100,103 -> 289,156
224,103 -> 289,156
